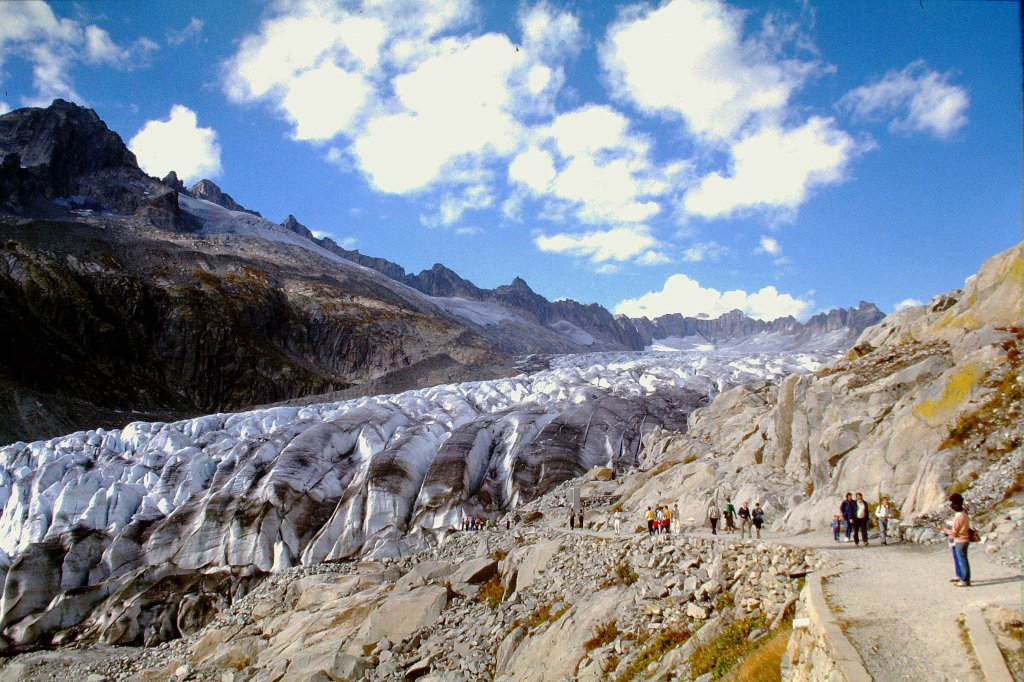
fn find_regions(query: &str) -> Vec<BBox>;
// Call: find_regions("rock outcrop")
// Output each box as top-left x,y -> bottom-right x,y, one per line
0,99 -> 183,229
188,179 -> 261,217
624,242 -> 1023,536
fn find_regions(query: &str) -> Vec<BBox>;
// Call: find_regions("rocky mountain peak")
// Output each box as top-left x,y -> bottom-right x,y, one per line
161,170 -> 185,192
189,179 -> 261,217
281,214 -> 315,240
0,99 -> 182,228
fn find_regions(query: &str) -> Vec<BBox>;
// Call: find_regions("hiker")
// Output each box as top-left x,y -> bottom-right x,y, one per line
831,514 -> 842,542
875,496 -> 895,545
707,499 -> 721,535
645,506 -> 655,535
751,503 -> 764,538
655,506 -> 666,535
614,509 -> 622,534
723,497 -> 736,533
569,507 -> 575,530
673,504 -> 680,529
853,492 -> 869,546
941,493 -> 972,587
665,505 -> 672,535
840,492 -> 856,542
577,509 -> 584,530
738,501 -> 752,538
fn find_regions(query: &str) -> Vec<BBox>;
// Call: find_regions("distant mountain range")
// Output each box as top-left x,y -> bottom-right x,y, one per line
0,100 -> 882,442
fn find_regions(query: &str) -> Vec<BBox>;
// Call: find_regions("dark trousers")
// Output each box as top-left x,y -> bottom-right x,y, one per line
569,516 -> 575,529
710,517 -> 718,534
647,520 -> 654,535
853,518 -> 868,544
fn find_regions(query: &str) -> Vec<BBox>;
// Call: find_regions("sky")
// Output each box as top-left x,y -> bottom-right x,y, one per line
0,0 -> 1020,321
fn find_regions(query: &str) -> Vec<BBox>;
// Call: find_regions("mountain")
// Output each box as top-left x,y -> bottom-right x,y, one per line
0,101 -> 514,443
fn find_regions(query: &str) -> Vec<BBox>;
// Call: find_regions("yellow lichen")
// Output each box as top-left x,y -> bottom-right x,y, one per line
912,363 -> 985,426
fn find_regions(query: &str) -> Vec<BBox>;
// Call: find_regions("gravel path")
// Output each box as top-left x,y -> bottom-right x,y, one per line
816,535 -> 1021,681
607,523 -> 1023,681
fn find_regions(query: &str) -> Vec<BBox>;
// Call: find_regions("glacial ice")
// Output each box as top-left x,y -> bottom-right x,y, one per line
0,346 -> 837,642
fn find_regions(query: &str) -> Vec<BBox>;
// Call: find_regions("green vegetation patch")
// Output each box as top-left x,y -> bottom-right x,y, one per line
613,628 -> 691,682
689,615 -> 768,680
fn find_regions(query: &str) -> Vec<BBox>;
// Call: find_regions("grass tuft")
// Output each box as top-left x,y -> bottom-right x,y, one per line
724,621 -> 793,682
475,572 -> 504,610
584,619 -> 620,652
689,616 -> 767,680
613,628 -> 691,682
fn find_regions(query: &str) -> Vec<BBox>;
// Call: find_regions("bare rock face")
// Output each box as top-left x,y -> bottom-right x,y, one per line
188,179 -> 261,217
0,100 -> 182,228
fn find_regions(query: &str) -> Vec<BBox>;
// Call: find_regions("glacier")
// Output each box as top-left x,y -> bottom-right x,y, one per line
0,346 -> 834,647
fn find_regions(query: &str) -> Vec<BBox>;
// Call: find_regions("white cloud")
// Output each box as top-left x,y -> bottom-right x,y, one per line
534,225 -> 668,267
756,235 -> 781,255
601,0 -> 820,142
841,60 -> 968,138
684,117 -> 859,220
682,241 -> 730,262
166,17 -> 204,46
894,298 -> 922,311
129,105 -> 223,182
508,104 -> 682,226
0,2 -> 156,106
223,0 -> 582,202
615,273 -> 812,321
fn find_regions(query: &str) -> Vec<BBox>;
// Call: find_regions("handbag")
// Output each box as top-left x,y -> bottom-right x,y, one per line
969,528 -> 981,543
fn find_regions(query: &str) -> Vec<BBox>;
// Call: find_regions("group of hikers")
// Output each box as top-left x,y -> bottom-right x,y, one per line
706,497 -> 764,538
461,516 -> 492,531
833,492 -> 896,546
642,504 -> 677,535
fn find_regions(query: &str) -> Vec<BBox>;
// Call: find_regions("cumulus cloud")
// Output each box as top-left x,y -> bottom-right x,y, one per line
681,241 -> 730,263
223,0 -> 581,199
601,0 -> 820,142
684,117 -> 859,220
894,298 -> 923,311
509,105 -> 680,225
841,60 -> 968,138
534,225 -> 668,267
0,2 -> 157,106
129,105 -> 223,182
615,274 -> 812,321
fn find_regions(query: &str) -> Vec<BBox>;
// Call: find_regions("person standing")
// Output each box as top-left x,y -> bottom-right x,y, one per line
751,503 -> 764,539
875,496 -> 894,545
665,505 -> 672,535
723,497 -> 736,533
941,493 -> 971,587
840,492 -> 856,542
614,509 -> 622,535
738,502 -> 752,539
569,507 -> 575,530
577,509 -> 584,530
832,514 -> 842,542
707,500 -> 721,535
645,506 -> 655,536
853,493 -> 870,546
655,506 -> 666,535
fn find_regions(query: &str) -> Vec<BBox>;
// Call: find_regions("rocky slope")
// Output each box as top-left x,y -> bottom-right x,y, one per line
618,242 -> 1022,547
0,485 -> 814,682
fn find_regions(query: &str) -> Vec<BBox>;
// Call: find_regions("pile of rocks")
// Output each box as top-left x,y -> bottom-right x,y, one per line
8,519 -> 812,682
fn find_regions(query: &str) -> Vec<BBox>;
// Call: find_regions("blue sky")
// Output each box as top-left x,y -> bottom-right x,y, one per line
0,0 -> 1019,320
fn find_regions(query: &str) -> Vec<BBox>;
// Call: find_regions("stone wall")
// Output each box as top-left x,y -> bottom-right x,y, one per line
783,573 -> 871,682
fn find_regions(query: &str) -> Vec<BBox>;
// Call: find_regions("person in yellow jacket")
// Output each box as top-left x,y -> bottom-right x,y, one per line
645,506 -> 655,535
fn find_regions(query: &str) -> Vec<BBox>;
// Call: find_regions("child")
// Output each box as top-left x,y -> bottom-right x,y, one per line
832,514 -> 842,542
